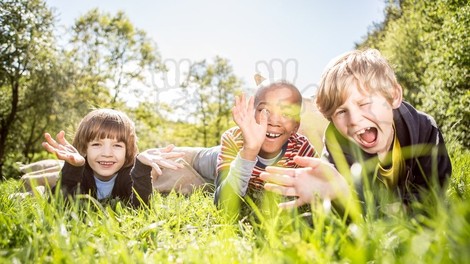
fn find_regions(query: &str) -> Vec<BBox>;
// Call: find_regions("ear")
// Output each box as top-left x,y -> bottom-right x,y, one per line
391,84 -> 403,109
292,122 -> 300,134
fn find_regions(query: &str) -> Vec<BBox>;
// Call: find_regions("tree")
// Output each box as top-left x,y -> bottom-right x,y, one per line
357,0 -> 469,148
179,57 -> 242,147
67,8 -> 163,108
0,0 -> 59,178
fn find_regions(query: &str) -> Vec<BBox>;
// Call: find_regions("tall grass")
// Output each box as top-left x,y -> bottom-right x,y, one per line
1,145 -> 469,263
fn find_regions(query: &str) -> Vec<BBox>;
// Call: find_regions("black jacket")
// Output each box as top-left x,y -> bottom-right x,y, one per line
323,101 -> 452,205
53,158 -> 152,207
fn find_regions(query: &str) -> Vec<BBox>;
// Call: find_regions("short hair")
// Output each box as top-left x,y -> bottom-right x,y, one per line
255,80 -> 303,121
72,109 -> 138,168
316,48 -> 401,120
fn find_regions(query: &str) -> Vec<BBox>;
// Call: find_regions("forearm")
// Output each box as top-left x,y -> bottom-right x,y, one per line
214,153 -> 256,205
55,162 -> 85,195
130,159 -> 153,207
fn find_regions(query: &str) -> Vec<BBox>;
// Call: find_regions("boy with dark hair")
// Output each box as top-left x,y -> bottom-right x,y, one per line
215,80 -> 317,214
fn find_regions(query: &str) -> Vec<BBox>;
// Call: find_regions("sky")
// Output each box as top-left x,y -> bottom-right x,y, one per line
45,0 -> 386,98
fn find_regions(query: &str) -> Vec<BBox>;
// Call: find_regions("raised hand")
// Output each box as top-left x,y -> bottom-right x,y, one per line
232,93 -> 268,160
42,131 -> 85,167
260,156 -> 350,209
137,144 -> 185,177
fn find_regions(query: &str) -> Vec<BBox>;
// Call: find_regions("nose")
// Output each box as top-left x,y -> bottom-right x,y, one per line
347,108 -> 363,126
267,110 -> 282,125
101,143 -> 113,156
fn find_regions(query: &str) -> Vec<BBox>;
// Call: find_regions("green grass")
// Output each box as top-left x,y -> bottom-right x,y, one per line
1,146 -> 469,263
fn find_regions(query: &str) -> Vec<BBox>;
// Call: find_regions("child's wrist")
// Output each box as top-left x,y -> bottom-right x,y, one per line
239,147 -> 259,161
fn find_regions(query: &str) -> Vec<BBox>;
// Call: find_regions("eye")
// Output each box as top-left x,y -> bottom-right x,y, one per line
258,108 -> 270,115
114,142 -> 125,148
335,109 -> 346,116
89,141 -> 101,147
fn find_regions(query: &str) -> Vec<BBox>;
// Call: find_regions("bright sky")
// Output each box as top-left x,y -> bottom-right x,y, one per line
45,0 -> 385,97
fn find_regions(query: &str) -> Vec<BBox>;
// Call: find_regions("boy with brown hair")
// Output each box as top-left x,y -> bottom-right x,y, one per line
260,49 -> 452,213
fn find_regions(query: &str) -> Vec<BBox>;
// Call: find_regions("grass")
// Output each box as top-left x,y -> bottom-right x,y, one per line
0,146 -> 469,263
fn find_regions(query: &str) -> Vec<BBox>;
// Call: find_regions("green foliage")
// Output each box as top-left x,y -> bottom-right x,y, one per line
68,8 -> 163,107
357,0 -> 470,148
0,0 -> 59,177
180,56 -> 242,147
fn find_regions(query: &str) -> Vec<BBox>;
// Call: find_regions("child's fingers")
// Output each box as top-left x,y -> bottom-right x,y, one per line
44,133 -> 60,148
247,95 -> 255,112
293,156 -> 322,168
278,199 -> 305,209
160,144 -> 175,153
155,158 -> 184,170
240,93 -> 246,108
265,166 -> 296,177
263,183 -> 297,196
56,131 -> 69,146
151,163 -> 163,176
259,172 -> 294,186
160,152 -> 185,159
42,142 -> 55,153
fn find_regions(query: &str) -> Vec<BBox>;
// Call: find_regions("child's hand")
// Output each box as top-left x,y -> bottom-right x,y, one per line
260,156 -> 350,209
137,145 -> 185,176
232,94 -> 268,160
42,131 -> 85,167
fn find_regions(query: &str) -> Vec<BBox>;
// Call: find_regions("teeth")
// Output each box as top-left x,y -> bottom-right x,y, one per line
266,132 -> 281,138
357,127 -> 371,135
99,161 -> 114,165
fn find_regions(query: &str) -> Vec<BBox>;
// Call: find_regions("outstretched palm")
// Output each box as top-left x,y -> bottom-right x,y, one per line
42,131 -> 85,167
232,94 -> 268,154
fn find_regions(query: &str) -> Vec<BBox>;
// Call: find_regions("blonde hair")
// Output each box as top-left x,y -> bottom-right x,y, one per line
72,109 -> 138,168
316,49 -> 401,120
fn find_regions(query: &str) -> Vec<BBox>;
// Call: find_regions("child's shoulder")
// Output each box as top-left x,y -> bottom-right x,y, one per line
221,126 -> 244,141
396,101 -> 439,129
395,101 -> 443,146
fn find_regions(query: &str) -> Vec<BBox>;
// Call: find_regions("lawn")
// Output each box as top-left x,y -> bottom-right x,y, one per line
1,145 -> 469,263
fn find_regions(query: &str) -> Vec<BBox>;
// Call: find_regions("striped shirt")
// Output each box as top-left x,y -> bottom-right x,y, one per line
216,126 -> 316,192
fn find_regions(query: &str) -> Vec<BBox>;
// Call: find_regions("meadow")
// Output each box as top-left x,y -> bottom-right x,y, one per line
0,143 -> 469,264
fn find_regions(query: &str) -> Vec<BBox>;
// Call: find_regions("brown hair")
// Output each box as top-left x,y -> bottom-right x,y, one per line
316,48 -> 402,120
72,109 -> 138,168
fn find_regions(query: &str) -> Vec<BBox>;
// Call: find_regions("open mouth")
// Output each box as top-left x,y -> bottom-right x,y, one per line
356,127 -> 378,146
266,132 -> 282,139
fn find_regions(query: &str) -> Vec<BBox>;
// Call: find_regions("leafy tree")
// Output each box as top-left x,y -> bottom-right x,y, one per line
179,57 -> 242,147
0,0 -> 59,178
67,8 -> 163,108
357,0 -> 469,148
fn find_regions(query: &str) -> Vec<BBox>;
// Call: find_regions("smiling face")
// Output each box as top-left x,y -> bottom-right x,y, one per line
331,83 -> 401,157
255,86 -> 301,159
86,138 -> 126,181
